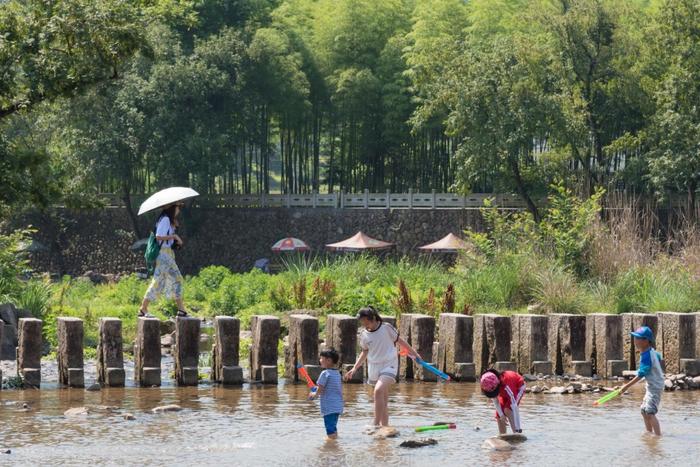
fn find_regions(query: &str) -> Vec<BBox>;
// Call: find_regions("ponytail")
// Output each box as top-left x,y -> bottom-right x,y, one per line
357,305 -> 383,324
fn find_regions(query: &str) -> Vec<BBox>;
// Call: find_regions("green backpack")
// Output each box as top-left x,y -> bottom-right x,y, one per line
144,223 -> 163,274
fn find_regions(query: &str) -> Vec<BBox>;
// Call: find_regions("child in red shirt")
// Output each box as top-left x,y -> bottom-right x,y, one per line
480,369 -> 526,434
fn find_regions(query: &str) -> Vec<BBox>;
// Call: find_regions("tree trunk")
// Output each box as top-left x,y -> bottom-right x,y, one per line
508,155 -> 539,222
122,187 -> 142,239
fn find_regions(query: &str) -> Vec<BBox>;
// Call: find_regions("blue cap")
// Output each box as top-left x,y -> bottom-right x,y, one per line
631,326 -> 654,342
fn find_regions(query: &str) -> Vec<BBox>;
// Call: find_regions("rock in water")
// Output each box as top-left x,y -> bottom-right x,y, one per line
2,449 -> 10,454
86,383 -> 101,391
123,413 -> 136,421
152,404 -> 182,413
400,438 -> 438,448
64,407 -> 90,417
481,437 -> 515,451
498,434 -> 527,443
373,426 -> 399,439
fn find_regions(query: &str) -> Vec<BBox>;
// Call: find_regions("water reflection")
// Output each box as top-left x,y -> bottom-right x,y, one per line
0,382 -> 699,466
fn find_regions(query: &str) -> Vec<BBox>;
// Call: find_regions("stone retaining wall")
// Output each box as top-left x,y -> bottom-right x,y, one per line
9,207 -> 485,275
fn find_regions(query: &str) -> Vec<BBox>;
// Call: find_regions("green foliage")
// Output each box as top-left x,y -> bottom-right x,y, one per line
0,229 -> 32,302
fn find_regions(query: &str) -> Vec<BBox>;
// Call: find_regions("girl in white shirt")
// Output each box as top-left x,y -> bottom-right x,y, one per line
139,203 -> 190,318
345,306 -> 421,428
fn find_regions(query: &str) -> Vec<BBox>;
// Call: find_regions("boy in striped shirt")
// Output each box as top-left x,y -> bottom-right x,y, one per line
310,348 -> 344,439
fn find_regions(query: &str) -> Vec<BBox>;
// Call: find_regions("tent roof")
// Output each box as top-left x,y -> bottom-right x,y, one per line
326,231 -> 394,251
418,233 -> 469,252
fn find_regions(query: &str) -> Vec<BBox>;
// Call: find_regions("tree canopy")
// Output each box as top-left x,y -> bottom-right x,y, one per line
1,0 -> 699,219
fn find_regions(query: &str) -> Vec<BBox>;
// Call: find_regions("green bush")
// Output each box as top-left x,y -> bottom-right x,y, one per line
15,279 -> 53,319
531,265 -> 588,314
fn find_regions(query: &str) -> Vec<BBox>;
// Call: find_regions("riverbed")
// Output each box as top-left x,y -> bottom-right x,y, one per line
1,379 -> 698,466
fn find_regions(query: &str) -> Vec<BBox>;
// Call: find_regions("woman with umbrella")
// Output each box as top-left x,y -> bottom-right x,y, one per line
137,187 -> 198,318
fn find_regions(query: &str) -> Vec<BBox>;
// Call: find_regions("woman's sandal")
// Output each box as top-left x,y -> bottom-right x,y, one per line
176,309 -> 189,317
138,309 -> 154,318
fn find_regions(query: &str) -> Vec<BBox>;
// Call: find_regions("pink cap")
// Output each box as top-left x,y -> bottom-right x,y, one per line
480,372 -> 500,393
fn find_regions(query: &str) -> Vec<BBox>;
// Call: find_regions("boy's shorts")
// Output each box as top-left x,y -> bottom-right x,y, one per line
323,413 -> 341,435
640,391 -> 661,415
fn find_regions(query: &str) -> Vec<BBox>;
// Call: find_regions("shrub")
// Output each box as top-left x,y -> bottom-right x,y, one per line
531,265 -> 588,314
15,279 -> 53,319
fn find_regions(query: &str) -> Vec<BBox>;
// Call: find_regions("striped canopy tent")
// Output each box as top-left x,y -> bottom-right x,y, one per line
325,231 -> 394,252
271,237 -> 310,252
418,233 -> 469,253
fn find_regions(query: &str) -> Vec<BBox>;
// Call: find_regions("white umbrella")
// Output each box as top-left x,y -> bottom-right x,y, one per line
137,187 -> 200,216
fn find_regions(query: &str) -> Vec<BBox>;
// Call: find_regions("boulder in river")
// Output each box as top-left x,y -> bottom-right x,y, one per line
481,437 -> 515,451
373,426 -> 399,439
548,386 -> 566,394
400,438 -> 437,448
152,404 -> 182,413
86,383 -> 101,391
64,407 -> 90,417
498,433 -> 527,443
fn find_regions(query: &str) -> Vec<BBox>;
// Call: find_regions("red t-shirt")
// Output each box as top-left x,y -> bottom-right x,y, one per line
497,371 -> 525,412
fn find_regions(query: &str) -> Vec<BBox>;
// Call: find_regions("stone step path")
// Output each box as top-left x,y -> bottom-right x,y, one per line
1,312 -> 699,389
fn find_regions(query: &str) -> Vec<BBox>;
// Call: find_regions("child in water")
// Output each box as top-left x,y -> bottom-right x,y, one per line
618,326 -> 664,436
480,368 -> 526,434
344,306 -> 421,428
310,348 -> 344,440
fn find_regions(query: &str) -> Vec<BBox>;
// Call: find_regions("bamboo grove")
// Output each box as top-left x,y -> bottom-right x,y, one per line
1,0 -> 699,218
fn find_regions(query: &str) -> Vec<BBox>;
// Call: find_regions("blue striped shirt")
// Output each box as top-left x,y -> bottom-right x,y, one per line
317,369 -> 344,416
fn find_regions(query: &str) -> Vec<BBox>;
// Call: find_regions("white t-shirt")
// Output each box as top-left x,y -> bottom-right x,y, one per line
155,216 -> 174,248
360,322 -> 399,364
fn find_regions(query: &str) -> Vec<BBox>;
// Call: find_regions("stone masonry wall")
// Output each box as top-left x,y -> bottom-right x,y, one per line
11,207 -> 485,275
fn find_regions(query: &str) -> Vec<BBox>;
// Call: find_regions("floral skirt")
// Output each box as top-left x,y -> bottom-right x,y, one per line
145,247 -> 183,301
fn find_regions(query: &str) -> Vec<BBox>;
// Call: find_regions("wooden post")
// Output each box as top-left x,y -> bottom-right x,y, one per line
212,316 -> 243,385
250,315 -> 280,384
135,317 -> 161,387
17,318 -> 42,388
57,317 -> 84,388
174,317 -> 200,386
97,318 -> 125,387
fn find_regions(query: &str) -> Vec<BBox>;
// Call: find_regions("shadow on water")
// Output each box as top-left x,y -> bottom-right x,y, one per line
1,382 -> 699,466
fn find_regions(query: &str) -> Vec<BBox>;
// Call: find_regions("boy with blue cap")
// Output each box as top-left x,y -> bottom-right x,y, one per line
618,326 -> 664,435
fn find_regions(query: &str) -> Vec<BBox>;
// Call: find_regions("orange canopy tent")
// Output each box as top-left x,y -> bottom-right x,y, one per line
418,233 -> 469,253
325,231 -> 394,252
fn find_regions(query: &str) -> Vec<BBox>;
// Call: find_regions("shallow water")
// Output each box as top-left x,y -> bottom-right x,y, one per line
1,381 -> 699,466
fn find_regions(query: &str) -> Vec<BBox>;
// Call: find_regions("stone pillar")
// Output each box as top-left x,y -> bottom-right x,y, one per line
0,322 -> 3,385
657,312 -> 697,374
285,314 -> 320,382
174,317 -> 200,386
57,317 -> 84,388
473,314 -> 512,375
622,313 -> 658,371
512,315 -> 551,375
326,314 -> 361,383
96,318 -> 125,387
135,317 -> 161,387
437,313 -> 474,381
585,314 -> 627,378
250,315 -> 280,384
212,316 -> 243,385
17,318 -> 42,388
399,314 -> 436,381
548,314 -> 589,376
